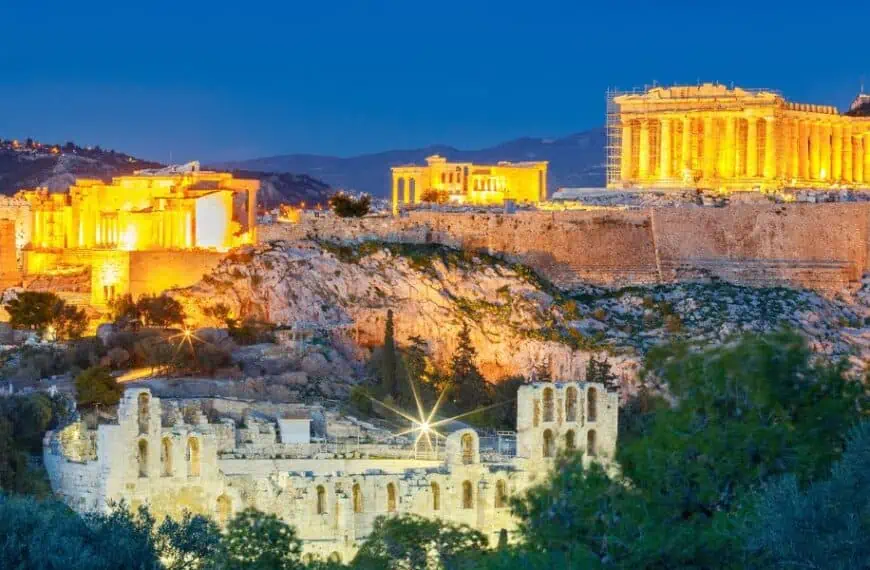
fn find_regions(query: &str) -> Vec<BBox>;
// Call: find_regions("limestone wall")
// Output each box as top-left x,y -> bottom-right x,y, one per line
261,203 -> 870,292
44,385 -> 602,563
128,250 -> 226,299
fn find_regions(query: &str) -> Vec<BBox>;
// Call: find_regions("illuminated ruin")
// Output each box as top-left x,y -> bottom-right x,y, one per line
20,163 -> 258,307
391,155 -> 548,214
607,83 -> 870,191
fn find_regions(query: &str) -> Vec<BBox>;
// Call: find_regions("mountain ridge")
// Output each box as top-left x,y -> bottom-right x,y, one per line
212,128 -> 607,197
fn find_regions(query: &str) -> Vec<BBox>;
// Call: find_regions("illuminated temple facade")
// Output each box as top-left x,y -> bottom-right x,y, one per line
391,155 -> 548,213
21,163 -> 258,308
609,83 -> 870,191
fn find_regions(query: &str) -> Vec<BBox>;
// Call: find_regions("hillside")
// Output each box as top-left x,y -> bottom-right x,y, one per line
0,139 -> 332,207
214,128 -> 606,198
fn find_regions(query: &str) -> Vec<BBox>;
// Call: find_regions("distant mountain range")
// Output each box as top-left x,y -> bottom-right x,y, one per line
0,140 -> 331,208
213,128 -> 606,197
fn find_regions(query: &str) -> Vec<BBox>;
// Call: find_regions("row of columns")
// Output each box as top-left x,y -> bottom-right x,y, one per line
621,115 -> 870,185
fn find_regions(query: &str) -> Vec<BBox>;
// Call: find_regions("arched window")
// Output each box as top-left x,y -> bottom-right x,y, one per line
543,429 -> 555,458
542,388 -> 554,422
161,437 -> 172,477
431,482 -> 440,511
216,494 -> 232,526
441,172 -> 446,184
137,439 -> 148,478
137,393 -> 150,435
316,485 -> 326,515
462,480 -> 473,509
387,482 -> 397,512
565,387 -> 578,422
495,480 -> 508,509
328,552 -> 342,563
353,484 -> 363,513
565,430 -> 576,451
587,388 -> 598,422
461,434 -> 474,465
187,437 -> 201,477
587,430 -> 597,456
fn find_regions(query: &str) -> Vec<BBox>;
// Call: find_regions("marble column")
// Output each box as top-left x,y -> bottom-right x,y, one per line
638,120 -> 650,179
799,121 -> 810,180
746,118 -> 758,177
681,116 -> 692,176
724,116 -> 736,178
763,117 -> 776,179
821,123 -> 832,180
864,133 -> 870,184
810,122 -> 821,180
703,116 -> 715,180
660,118 -> 672,180
391,177 -> 400,215
855,136 -> 865,184
735,118 -> 745,177
832,124 -> 843,182
789,119 -> 800,180
621,122 -> 633,182
843,125 -> 853,183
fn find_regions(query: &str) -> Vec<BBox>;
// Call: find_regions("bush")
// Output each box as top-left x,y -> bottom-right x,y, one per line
75,366 -> 122,409
420,188 -> 449,204
5,291 -> 88,340
226,318 -> 274,345
136,294 -> 185,327
329,193 -> 370,217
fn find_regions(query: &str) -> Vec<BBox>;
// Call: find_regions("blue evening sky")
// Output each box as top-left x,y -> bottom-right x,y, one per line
0,0 -> 867,162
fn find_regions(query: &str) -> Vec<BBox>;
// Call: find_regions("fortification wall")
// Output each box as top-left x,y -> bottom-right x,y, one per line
128,250 -> 226,298
261,203 -> 870,292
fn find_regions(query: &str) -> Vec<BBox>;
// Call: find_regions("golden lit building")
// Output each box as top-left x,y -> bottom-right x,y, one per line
391,155 -> 548,213
21,163 -> 258,308
608,83 -> 870,191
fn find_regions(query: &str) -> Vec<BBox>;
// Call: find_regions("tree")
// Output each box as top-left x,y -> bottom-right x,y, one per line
584,355 -> 618,390
156,511 -> 222,570
329,193 -> 370,218
420,189 -> 449,204
75,366 -> 123,409
742,421 -> 870,569
137,294 -> 185,327
510,331 -> 870,569
5,291 -> 88,340
449,322 -> 490,412
381,310 -> 398,399
210,508 -> 303,570
110,294 -> 142,330
353,514 -> 488,570
53,303 -> 88,340
6,291 -> 60,334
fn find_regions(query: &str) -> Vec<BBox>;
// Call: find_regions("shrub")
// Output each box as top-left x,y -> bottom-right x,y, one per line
75,366 -> 122,409
5,291 -> 88,339
329,193 -> 370,217
136,294 -> 185,327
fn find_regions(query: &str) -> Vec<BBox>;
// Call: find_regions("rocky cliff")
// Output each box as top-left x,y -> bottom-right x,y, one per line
172,240 -> 870,389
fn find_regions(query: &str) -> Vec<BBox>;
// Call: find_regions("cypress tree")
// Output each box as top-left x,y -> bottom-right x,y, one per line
450,322 -> 490,411
381,310 -> 398,398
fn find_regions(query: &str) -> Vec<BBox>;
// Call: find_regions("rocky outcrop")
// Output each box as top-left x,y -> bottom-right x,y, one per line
173,240 -> 627,382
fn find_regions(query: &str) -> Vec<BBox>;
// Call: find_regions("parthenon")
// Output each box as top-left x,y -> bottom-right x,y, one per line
608,83 -> 870,190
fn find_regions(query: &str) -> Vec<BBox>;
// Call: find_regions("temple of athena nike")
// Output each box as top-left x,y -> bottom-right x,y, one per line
607,83 -> 870,191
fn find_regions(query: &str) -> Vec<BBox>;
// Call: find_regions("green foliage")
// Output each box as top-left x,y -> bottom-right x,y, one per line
138,294 -> 186,327
5,291 -> 59,333
381,310 -> 398,399
508,330 -> 870,569
349,386 -> 375,416
448,322 -> 491,413
353,513 -> 488,570
4,291 -> 88,339
329,193 -> 371,218
157,511 -> 222,570
75,366 -> 123,409
584,356 -> 618,390
110,293 -> 142,329
211,508 -> 303,570
741,420 -> 870,569
227,318 -> 275,345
